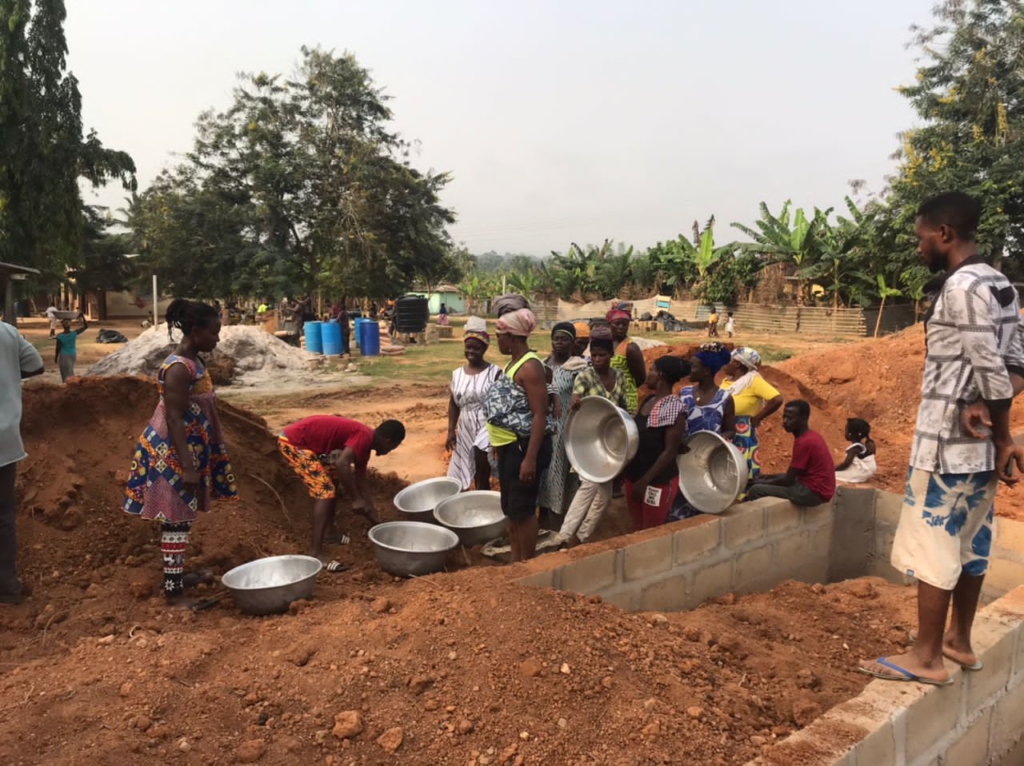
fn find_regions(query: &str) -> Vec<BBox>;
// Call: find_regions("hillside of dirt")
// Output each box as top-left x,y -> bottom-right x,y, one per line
1,377 -> 922,765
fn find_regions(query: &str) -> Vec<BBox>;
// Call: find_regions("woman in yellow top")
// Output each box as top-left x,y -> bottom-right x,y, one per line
606,304 -> 644,414
721,347 -> 783,484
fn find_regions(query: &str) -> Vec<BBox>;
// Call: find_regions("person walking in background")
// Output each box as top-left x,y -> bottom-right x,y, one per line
622,355 -> 690,531
668,342 -> 736,520
55,314 -> 88,383
721,347 -> 784,487
556,326 -> 629,547
707,306 -> 719,337
438,303 -> 450,327
859,192 -> 1024,686
0,322 -> 45,606
724,311 -> 736,338
834,417 -> 877,484
45,303 -> 59,338
539,322 -> 588,530
746,400 -> 835,507
484,303 -> 554,562
279,415 -> 405,571
123,300 -> 238,607
607,302 -> 644,415
446,317 -> 500,491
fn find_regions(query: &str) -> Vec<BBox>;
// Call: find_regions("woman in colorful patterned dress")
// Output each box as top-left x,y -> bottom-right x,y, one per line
446,317 -> 500,490
721,347 -> 783,486
123,300 -> 237,606
607,303 -> 645,415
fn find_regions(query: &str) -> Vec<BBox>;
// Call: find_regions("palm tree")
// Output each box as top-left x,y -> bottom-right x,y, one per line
873,274 -> 903,337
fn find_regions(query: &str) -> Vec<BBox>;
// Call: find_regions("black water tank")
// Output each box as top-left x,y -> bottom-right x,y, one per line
394,295 -> 429,333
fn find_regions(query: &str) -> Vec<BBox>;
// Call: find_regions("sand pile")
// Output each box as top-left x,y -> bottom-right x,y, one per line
85,324 -> 320,386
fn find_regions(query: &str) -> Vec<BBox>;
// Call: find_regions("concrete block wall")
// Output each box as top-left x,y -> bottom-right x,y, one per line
517,496 -> 852,612
748,586 -> 1024,766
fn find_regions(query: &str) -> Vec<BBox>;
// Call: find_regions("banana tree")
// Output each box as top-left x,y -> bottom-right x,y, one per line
873,274 -> 903,338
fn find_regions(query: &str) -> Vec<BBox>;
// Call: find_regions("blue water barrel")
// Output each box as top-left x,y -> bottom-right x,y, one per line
361,321 -> 381,357
353,317 -> 365,348
322,322 -> 343,356
305,321 -> 324,354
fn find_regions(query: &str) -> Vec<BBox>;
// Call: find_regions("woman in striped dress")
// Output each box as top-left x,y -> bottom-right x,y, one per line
446,317 -> 500,490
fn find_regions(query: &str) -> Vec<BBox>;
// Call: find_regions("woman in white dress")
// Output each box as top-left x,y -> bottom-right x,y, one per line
446,317 -> 500,490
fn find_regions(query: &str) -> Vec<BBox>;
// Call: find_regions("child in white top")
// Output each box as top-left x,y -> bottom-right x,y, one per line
835,417 -> 877,484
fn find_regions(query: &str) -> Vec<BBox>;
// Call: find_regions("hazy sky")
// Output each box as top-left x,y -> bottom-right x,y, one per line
67,0 -> 934,256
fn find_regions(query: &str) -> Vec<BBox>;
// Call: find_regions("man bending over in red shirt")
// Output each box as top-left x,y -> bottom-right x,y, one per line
746,400 -> 835,507
279,415 -> 405,571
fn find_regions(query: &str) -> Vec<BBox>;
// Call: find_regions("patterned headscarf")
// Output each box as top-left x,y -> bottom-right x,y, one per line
606,301 -> 631,323
551,321 -> 576,341
694,342 -> 731,375
492,294 -> 530,318
732,347 -> 761,371
589,323 -> 614,352
573,321 -> 591,339
463,316 -> 489,346
495,308 -> 536,337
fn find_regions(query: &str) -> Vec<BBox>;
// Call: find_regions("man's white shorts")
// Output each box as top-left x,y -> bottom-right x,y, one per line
890,466 -> 997,591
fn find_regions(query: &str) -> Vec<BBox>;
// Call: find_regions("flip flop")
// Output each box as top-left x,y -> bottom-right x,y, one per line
323,560 -> 349,573
906,631 -> 984,671
858,657 -> 954,686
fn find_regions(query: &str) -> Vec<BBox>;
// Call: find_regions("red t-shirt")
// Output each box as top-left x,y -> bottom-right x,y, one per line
790,430 -> 836,502
283,416 -> 374,470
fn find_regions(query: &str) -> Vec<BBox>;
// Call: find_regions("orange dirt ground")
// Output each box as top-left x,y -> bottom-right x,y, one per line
0,376 -> 922,766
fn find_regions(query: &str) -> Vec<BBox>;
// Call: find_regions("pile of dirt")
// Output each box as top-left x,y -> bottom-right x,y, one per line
3,376 -> 922,765
85,324 -> 322,386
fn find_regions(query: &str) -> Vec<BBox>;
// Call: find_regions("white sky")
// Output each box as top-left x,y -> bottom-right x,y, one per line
67,0 -> 933,256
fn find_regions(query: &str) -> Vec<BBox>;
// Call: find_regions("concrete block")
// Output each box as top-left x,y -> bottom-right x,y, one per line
865,556 -> 915,586
734,546 -> 775,594
802,500 -> 834,527
765,502 -> 803,535
905,671 -> 965,764
775,530 -> 811,566
722,505 -> 765,548
874,524 -> 897,562
830,488 -> 874,581
985,559 -> 1024,601
516,569 -> 555,589
874,489 -> 905,528
559,549 -> 618,595
599,588 -> 637,612
996,729 -> 1024,766
994,517 -> 1024,556
943,706 -> 992,766
843,713 -> 894,766
992,677 -> 1024,761
967,622 -> 1017,711
638,574 -> 689,613
687,560 -> 733,608
674,517 -> 721,564
782,556 -> 830,587
809,520 -> 832,556
623,533 -> 673,582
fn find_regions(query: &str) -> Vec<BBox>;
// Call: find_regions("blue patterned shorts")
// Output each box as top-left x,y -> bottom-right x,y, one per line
890,467 -> 997,590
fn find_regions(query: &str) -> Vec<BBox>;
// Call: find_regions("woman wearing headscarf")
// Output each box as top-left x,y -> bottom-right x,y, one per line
622,355 -> 691,531
607,303 -> 645,414
484,307 -> 556,561
572,321 -> 591,359
446,317 -> 501,490
539,323 -> 588,529
721,347 -> 783,485
556,326 -> 630,547
668,342 -> 736,521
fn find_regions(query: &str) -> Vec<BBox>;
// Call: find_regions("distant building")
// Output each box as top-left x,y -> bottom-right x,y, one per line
410,284 -> 466,315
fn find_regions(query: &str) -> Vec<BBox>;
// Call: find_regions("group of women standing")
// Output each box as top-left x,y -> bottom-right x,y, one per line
445,299 -> 786,559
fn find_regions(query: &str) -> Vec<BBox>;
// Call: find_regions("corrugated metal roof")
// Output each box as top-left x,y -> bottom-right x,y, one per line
0,261 -> 40,276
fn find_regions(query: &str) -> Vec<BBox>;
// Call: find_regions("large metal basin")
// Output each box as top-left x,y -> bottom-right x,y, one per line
677,431 -> 748,514
433,491 -> 507,547
393,477 -> 463,520
565,396 -> 639,483
221,555 -> 323,615
368,521 -> 459,577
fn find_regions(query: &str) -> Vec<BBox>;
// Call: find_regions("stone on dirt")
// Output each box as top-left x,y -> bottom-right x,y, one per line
332,711 -> 364,740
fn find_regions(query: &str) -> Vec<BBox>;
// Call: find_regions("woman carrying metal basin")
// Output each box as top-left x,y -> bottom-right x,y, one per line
621,355 -> 691,531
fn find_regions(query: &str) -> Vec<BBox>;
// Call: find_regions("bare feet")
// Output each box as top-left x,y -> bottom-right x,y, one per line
858,651 -> 951,685
908,629 -> 981,669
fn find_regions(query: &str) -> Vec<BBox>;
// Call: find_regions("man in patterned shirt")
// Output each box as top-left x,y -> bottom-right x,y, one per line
860,192 -> 1024,686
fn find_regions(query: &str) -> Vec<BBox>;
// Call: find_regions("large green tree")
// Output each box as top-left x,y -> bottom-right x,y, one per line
130,47 -> 456,299
0,0 -> 135,282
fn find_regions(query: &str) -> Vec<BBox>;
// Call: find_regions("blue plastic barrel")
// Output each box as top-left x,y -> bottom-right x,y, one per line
353,317 -> 365,348
321,322 -> 343,356
361,321 -> 381,356
305,321 -> 324,354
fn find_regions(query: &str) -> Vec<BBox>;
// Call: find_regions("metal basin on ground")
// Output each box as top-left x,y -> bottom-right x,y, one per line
393,477 -> 462,520
677,431 -> 748,514
368,521 -> 460,577
433,491 -> 507,547
564,396 -> 639,483
221,555 -> 323,615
